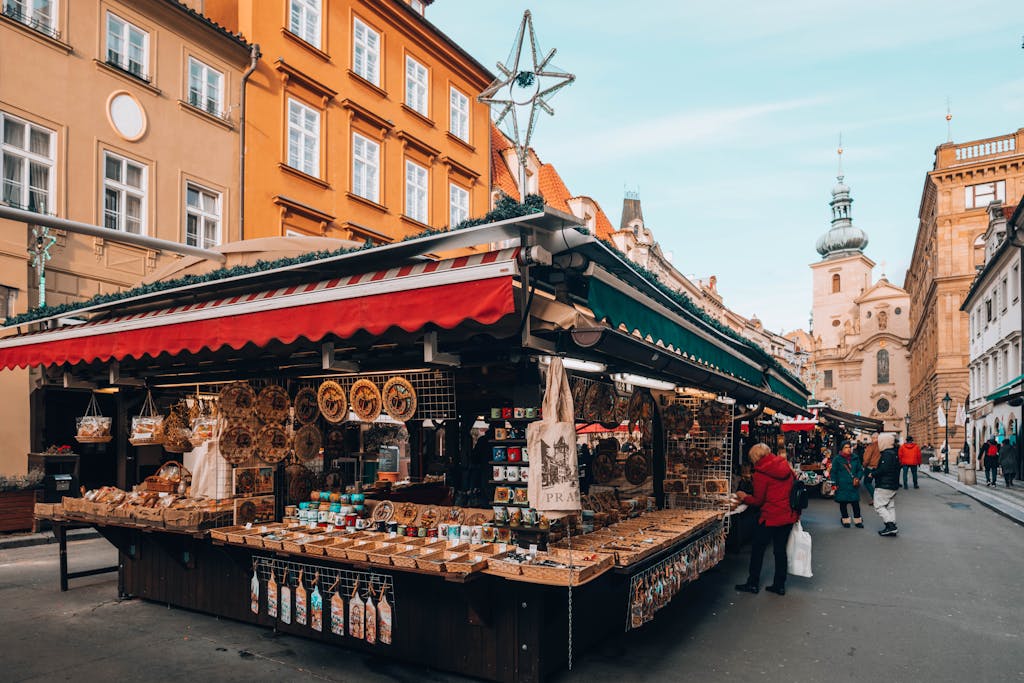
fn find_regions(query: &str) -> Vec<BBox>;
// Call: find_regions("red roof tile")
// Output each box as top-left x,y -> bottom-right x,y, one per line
490,124 -> 521,201
538,164 -> 572,213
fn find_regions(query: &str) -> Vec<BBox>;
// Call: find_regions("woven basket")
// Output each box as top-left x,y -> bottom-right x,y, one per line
365,543 -> 404,566
444,553 -> 490,575
324,538 -> 359,559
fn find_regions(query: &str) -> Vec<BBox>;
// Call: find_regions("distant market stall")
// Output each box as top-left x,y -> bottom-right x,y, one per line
10,205 -> 809,681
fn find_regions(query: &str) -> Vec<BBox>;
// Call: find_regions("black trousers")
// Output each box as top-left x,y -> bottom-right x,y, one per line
838,501 -> 861,519
747,522 -> 793,589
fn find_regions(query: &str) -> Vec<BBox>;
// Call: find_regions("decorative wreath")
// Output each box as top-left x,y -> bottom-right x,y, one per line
219,382 -> 256,419
317,381 -> 348,423
255,424 -> 290,465
462,510 -> 488,526
293,423 -> 323,462
395,502 -> 419,526
625,452 -> 651,485
255,385 -> 290,424
382,376 -> 417,422
236,500 -> 258,525
350,379 -> 383,422
220,424 -> 255,465
583,382 -> 619,427
663,404 -> 694,434
419,506 -> 439,528
699,401 -> 731,436
370,500 -> 395,523
445,507 -> 465,524
293,387 -> 319,425
593,452 -> 616,484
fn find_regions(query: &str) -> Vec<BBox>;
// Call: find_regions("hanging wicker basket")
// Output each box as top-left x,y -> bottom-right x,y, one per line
130,390 -> 164,446
76,394 -> 113,444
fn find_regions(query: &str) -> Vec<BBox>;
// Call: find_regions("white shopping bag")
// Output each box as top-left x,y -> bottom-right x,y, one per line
786,521 -> 813,578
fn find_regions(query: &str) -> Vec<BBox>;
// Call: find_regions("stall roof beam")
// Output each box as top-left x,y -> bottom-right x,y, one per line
0,204 -> 226,263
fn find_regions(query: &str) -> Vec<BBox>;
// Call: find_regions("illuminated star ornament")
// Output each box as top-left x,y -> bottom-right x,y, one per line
478,10 -> 575,192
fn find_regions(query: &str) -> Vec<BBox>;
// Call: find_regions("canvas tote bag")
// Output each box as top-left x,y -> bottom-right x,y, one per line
527,357 -> 581,511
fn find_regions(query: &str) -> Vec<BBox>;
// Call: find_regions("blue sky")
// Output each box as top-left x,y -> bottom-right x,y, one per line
429,0 -> 1024,332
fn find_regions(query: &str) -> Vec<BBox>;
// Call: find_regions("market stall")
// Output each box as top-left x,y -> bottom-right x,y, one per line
11,206 -> 809,681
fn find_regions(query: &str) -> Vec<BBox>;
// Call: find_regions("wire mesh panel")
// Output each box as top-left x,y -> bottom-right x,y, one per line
325,370 -> 456,421
252,555 -> 395,609
626,521 -> 726,631
663,396 -> 733,528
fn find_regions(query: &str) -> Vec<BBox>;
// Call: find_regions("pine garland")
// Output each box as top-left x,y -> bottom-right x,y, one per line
5,195 -> 546,327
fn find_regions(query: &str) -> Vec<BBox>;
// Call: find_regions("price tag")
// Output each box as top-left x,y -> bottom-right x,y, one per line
259,525 -> 268,533
245,522 -> 253,530
388,531 -> 397,539
498,543 -> 507,553
528,543 -> 538,556
308,522 -> 318,530
326,524 -> 335,533
449,538 -> 458,548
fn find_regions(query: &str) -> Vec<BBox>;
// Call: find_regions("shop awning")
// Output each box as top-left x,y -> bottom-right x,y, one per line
815,406 -> 884,432
767,373 -> 808,409
586,276 -> 764,386
781,415 -> 818,432
0,249 -> 519,369
985,373 -> 1024,402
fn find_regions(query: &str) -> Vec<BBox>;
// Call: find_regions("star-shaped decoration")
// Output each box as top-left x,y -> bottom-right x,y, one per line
478,10 -> 574,172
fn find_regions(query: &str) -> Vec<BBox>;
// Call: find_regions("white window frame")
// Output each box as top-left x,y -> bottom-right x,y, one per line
102,151 -> 146,235
288,0 -> 322,49
286,98 -> 320,177
1001,277 -> 1009,313
187,57 -> 224,117
405,160 -> 428,224
353,17 -> 380,86
1014,263 -> 1021,301
352,133 -> 380,203
409,0 -> 425,15
449,86 -> 469,142
405,56 -> 428,116
449,183 -> 468,227
106,12 -> 149,80
185,182 -> 221,248
1,112 -> 55,215
4,0 -> 58,37
965,180 -> 1006,210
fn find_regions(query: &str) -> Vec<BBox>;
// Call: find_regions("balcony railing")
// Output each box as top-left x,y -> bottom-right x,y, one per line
185,93 -> 231,123
2,2 -> 60,40
105,52 -> 150,83
955,135 -> 1016,162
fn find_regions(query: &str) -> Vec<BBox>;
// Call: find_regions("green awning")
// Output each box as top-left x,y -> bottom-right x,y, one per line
768,374 -> 808,409
587,277 -> 764,386
985,372 -> 1024,402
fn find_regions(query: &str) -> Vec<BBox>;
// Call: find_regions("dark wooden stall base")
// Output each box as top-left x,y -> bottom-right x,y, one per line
110,530 -> 619,683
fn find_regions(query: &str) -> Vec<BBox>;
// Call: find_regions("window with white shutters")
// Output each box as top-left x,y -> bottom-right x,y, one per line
405,160 -> 428,224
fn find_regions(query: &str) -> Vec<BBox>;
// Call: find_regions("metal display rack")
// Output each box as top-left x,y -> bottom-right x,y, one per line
252,555 -> 395,610
663,396 -> 733,529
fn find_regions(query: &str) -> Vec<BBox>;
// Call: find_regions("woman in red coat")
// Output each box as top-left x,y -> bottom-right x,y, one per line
734,443 -> 799,596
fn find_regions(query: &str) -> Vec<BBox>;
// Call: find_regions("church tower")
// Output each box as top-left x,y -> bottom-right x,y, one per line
810,145 -> 875,349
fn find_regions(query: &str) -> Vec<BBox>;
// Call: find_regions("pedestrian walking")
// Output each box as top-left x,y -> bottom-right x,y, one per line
998,439 -> 1018,487
874,432 -> 900,537
831,441 -> 864,527
898,435 -> 922,489
862,433 -> 881,503
983,438 -> 1000,487
734,443 -> 799,596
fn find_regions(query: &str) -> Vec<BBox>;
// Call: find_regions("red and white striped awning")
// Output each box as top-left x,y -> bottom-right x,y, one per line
781,414 -> 819,432
0,249 -> 519,369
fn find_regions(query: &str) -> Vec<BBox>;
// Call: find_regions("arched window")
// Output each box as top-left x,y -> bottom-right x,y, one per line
877,349 -> 890,384
832,274 -> 841,293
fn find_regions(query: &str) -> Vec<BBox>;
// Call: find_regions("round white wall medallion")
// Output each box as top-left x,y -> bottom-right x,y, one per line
107,92 -> 147,141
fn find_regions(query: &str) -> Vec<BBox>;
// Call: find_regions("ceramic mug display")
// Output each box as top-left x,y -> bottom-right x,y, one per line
492,446 -> 507,462
492,465 -> 506,481
507,447 -> 522,462
493,506 -> 509,523
505,466 -> 519,482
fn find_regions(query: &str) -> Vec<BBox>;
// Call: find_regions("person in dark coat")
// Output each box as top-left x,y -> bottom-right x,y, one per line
983,438 -> 1000,487
832,441 -> 864,527
734,443 -> 799,596
873,433 -> 900,536
998,439 -> 1018,487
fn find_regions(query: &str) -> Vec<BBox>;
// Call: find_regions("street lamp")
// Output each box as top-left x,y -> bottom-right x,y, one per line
904,413 -> 911,439
942,393 -> 953,474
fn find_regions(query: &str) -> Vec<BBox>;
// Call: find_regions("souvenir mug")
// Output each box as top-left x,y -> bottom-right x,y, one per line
521,448 -> 529,463
519,467 -> 530,483
505,466 -> 519,483
525,407 -> 537,419
481,526 -> 496,542
438,523 -> 449,539
493,506 -> 509,523
448,524 -> 462,542
490,408 -> 502,419
507,447 -> 522,462
492,446 -> 507,462
514,407 -> 525,419
470,525 -> 483,544
496,527 -> 512,543
492,465 -> 506,481
494,428 -> 507,441
460,526 -> 473,543
502,408 -> 514,419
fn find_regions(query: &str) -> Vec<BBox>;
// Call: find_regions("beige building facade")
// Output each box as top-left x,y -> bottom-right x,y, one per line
0,0 -> 252,476
799,168 -> 912,434
905,129 -> 1024,448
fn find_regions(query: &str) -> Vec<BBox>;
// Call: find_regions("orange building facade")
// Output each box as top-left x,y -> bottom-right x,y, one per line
204,0 -> 493,244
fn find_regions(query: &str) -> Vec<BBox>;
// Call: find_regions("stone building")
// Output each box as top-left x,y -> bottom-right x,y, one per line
798,166 -> 912,434
0,0 -> 252,476
962,201 -> 1023,468
905,128 -> 1024,448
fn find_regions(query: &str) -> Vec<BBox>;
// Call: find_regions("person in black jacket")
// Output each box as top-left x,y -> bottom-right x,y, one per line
873,432 -> 900,536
